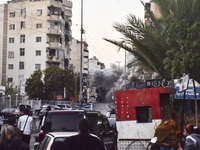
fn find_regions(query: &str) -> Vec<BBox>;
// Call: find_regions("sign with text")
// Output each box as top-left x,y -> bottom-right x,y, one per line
146,79 -> 171,88
57,95 -> 63,100
174,79 -> 200,99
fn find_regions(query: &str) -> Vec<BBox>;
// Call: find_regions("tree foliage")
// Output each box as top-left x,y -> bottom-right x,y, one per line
104,0 -> 200,82
25,65 -> 75,100
25,70 -> 44,99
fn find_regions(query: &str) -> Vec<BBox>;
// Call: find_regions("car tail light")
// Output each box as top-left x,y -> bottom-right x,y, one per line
35,131 -> 44,143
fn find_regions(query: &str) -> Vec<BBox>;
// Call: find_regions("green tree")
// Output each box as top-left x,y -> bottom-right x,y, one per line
43,65 -> 75,100
25,70 -> 44,99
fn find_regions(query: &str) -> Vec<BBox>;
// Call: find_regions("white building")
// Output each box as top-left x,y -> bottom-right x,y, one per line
89,56 -> 105,70
0,0 -> 72,92
70,38 -> 89,76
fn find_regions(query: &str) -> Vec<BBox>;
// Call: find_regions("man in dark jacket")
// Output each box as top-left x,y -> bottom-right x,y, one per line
65,118 -> 107,150
0,125 -> 30,150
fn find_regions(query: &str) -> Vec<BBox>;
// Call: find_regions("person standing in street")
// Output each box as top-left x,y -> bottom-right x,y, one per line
0,125 -> 29,150
0,114 -> 4,132
17,108 -> 33,145
0,120 -> 22,144
178,124 -> 200,150
65,118 -> 107,150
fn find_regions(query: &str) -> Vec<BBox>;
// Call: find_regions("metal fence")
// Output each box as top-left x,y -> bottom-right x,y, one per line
119,139 -> 150,150
0,94 -> 74,111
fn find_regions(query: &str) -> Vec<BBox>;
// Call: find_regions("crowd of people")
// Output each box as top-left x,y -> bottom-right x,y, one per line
0,107 -> 200,150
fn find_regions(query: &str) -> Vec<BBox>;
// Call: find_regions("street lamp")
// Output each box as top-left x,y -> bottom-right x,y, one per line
16,94 -> 18,107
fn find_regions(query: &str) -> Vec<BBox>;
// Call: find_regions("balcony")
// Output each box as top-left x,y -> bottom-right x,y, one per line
46,55 -> 61,64
48,15 -> 65,25
64,10 -> 72,17
46,42 -> 62,49
47,28 -> 62,35
62,0 -> 72,7
49,0 -> 62,8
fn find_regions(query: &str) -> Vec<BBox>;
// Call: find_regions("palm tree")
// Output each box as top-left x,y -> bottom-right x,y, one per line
104,0 -> 200,82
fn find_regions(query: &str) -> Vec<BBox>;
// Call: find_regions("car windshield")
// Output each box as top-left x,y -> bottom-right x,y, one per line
43,112 -> 84,132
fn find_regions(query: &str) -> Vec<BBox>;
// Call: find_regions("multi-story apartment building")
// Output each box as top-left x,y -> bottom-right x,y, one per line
89,56 -> 105,70
144,0 -> 161,25
70,38 -> 89,77
0,0 -> 72,93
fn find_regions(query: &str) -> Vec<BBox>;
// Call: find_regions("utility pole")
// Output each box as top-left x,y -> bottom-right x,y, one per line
124,51 -> 126,90
79,0 -> 83,104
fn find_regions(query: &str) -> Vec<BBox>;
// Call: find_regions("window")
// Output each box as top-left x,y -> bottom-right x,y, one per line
35,64 -> 41,70
20,35 -> 25,43
50,37 -> 55,42
9,24 -> 15,30
136,106 -> 152,123
36,37 -> 42,42
9,38 -> 14,43
19,62 -> 24,69
9,11 -> 15,17
21,21 -> 25,29
7,78 -> 13,82
20,48 -> 25,56
8,64 -> 14,69
36,23 -> 42,29
36,9 -> 42,16
21,8 -> 26,18
8,52 -> 14,58
36,50 -> 41,56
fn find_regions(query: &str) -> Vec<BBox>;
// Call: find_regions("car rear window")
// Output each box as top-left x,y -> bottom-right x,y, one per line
43,112 -> 84,132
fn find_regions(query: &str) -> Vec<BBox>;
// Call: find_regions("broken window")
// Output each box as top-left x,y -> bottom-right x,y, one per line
136,106 -> 152,123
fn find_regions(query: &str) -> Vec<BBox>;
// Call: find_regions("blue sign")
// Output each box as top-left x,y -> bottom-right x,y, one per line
174,79 -> 200,99
175,86 -> 200,99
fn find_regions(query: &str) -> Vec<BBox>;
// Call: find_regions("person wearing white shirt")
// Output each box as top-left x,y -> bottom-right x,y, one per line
17,108 -> 33,145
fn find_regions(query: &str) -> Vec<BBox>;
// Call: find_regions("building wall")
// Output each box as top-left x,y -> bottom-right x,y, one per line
0,5 -> 4,85
1,0 -> 72,93
89,56 -> 101,70
70,38 -> 89,75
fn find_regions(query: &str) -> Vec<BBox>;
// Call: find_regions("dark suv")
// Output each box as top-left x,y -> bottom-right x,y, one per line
35,110 -> 117,150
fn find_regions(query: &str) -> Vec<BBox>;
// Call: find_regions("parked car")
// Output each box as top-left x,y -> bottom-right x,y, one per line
35,110 -> 117,150
35,132 -> 78,150
15,103 -> 33,116
56,104 -> 72,110
38,105 -> 61,118
1,108 -> 18,124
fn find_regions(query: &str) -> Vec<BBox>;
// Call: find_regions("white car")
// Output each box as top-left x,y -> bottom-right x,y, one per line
35,132 -> 78,150
57,104 -> 72,110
